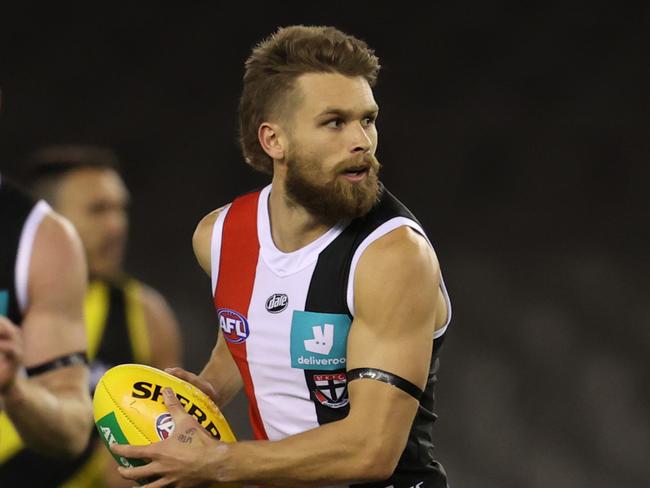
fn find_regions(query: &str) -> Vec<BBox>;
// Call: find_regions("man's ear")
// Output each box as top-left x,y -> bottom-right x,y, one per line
258,122 -> 285,161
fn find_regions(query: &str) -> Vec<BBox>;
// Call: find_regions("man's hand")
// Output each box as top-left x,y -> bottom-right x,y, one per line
164,367 -> 219,406
112,387 -> 228,488
0,317 -> 23,396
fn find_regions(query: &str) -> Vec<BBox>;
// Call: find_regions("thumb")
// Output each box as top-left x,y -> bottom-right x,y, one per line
162,387 -> 185,419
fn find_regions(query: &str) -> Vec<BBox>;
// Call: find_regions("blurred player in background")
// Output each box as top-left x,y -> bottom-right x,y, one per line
0,170 -> 93,482
0,145 -> 183,487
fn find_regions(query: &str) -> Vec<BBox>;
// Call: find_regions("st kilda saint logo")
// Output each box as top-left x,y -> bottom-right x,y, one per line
312,373 -> 349,408
265,293 -> 288,313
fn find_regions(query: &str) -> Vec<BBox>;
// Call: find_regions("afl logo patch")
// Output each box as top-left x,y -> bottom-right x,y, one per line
155,413 -> 175,440
218,308 -> 250,343
265,293 -> 288,313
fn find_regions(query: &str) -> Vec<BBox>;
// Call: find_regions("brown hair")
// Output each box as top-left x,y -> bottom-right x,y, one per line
238,25 -> 381,174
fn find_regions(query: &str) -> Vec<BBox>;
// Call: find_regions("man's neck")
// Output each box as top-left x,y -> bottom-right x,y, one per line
268,177 -> 333,253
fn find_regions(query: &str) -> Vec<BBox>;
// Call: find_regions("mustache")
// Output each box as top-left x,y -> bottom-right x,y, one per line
335,154 -> 382,173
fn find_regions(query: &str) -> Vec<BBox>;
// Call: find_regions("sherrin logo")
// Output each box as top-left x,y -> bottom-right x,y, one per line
265,293 -> 288,313
217,308 -> 249,343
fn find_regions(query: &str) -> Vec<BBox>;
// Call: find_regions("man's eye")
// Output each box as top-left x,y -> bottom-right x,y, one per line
362,116 -> 376,127
325,119 -> 344,129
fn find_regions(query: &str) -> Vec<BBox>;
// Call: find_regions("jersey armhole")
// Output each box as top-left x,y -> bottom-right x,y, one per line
15,200 -> 51,313
210,204 -> 231,296
346,216 -> 452,338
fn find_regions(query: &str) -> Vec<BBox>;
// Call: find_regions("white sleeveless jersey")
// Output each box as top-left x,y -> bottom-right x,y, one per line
210,184 -> 451,488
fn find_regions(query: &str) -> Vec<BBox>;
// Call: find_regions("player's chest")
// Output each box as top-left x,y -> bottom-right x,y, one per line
214,259 -> 352,370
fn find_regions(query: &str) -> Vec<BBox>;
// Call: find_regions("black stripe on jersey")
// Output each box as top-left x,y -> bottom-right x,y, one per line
0,178 -> 36,325
301,185 -> 422,425
302,223 -> 353,423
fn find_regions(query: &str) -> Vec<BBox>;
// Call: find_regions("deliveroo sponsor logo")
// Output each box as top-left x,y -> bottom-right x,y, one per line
290,311 -> 351,370
0,290 -> 8,317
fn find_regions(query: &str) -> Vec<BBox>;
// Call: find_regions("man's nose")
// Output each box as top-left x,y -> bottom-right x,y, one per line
350,122 -> 372,154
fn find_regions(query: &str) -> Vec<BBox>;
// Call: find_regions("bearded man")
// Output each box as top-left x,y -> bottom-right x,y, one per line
114,25 -> 452,488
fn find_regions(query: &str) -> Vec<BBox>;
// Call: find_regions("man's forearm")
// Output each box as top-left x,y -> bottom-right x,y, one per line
3,368 -> 92,457
213,417 -> 397,486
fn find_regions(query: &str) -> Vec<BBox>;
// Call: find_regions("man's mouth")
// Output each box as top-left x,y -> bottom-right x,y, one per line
342,164 -> 370,175
341,165 -> 369,181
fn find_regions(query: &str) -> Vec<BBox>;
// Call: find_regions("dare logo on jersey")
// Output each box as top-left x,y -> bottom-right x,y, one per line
217,308 -> 250,343
155,413 -> 175,440
265,293 -> 288,313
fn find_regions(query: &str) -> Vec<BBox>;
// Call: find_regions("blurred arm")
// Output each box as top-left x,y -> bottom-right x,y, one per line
2,212 -> 92,457
140,284 -> 183,369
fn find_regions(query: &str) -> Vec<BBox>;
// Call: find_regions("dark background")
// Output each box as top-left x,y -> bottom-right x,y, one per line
1,3 -> 647,487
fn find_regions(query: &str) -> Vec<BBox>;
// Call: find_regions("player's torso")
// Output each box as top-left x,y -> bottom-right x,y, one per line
212,184 -> 452,487
212,184 -> 447,438
218,247 -> 353,440
213,187 -> 351,440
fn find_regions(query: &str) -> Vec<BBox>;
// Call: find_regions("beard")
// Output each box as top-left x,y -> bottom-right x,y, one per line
284,149 -> 382,226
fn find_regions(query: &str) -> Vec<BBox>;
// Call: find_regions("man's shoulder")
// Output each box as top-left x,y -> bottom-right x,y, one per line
117,277 -> 178,331
192,203 -> 232,275
194,204 -> 231,247
126,279 -> 173,317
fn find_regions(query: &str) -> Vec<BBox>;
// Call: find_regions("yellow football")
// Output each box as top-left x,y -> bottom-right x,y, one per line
93,363 -> 236,474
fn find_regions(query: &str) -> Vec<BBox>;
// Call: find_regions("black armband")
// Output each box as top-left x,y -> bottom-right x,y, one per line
25,352 -> 88,377
347,367 -> 423,400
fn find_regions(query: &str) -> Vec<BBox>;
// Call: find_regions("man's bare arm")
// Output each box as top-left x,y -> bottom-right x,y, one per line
2,212 -> 92,457
188,207 -> 243,407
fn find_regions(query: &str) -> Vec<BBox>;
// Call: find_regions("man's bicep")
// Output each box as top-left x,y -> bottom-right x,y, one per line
346,227 -> 440,389
21,213 -> 88,366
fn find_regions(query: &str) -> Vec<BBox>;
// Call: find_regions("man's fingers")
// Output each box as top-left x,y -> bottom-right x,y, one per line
162,387 -> 186,418
0,341 -> 19,360
117,462 -> 161,482
138,475 -> 174,488
111,442 -> 153,460
164,367 -> 196,382
0,317 -> 19,331
165,367 -> 217,399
